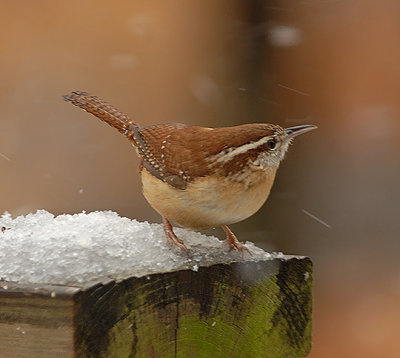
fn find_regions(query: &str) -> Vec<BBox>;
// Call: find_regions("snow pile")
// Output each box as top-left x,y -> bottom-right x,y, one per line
0,210 -> 283,286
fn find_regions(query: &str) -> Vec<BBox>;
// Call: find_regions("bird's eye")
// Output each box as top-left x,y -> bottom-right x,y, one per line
266,138 -> 277,150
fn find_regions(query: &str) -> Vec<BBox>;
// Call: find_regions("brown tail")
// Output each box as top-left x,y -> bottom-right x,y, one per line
63,91 -> 139,135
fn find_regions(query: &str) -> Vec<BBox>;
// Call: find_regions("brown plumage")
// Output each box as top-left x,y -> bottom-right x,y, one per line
64,91 -> 283,190
63,91 -> 137,135
63,91 -> 316,252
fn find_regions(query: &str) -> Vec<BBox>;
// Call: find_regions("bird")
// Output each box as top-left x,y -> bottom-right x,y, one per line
63,91 -> 316,253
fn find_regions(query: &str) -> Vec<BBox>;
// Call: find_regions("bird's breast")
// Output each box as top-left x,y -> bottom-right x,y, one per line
141,167 -> 277,230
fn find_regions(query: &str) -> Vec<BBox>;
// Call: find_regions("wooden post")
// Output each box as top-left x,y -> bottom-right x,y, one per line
0,257 -> 312,358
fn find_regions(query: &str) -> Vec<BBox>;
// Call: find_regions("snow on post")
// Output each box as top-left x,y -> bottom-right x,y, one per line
0,211 -> 312,357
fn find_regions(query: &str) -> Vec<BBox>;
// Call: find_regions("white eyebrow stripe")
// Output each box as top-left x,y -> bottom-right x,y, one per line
213,136 -> 271,163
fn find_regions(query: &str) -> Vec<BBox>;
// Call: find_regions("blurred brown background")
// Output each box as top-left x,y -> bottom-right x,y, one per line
1,0 -> 399,356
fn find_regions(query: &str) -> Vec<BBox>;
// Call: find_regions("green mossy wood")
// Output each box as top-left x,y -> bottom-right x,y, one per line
0,257 -> 312,358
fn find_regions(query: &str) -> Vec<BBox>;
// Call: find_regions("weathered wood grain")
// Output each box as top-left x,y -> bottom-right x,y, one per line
0,284 -> 78,358
0,257 -> 312,358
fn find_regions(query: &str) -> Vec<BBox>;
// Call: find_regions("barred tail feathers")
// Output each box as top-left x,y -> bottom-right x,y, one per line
63,91 -> 138,135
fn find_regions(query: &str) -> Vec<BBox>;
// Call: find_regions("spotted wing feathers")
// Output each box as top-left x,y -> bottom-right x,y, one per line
136,123 -> 280,188
63,91 -> 281,190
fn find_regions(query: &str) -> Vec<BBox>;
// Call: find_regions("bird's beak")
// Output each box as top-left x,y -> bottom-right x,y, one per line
284,124 -> 317,140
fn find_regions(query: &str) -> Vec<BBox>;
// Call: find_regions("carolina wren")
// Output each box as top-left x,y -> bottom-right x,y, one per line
63,91 -> 316,252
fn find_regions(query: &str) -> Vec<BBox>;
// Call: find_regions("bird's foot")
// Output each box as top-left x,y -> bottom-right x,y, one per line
222,225 -> 251,256
162,217 -> 187,250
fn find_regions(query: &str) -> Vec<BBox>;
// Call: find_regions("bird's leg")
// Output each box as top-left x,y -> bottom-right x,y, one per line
162,217 -> 187,250
221,225 -> 251,255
